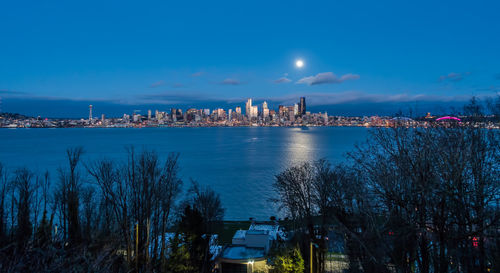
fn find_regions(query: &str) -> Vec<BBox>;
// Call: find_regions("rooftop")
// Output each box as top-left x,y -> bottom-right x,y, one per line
249,222 -> 286,240
233,230 -> 246,239
221,246 -> 265,260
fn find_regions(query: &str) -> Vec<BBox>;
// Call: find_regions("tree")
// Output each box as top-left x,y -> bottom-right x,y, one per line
271,245 -> 305,273
176,181 -> 225,273
87,148 -> 184,271
177,204 -> 206,273
0,162 -> 9,244
14,168 -> 36,247
66,146 -> 84,246
272,161 -> 331,272
349,121 -> 499,272
165,234 -> 195,273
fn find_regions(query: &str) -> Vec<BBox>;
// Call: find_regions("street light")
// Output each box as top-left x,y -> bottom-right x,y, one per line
248,260 -> 254,272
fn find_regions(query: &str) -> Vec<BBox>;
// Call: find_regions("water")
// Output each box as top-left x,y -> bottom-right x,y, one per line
0,127 -> 369,220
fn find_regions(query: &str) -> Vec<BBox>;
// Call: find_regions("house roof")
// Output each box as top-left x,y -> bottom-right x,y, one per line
221,245 -> 266,260
233,229 -> 247,239
249,222 -> 286,240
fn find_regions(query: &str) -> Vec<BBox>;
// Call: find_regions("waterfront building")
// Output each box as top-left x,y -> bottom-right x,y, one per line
89,105 -> 93,121
293,103 -> 299,116
235,107 -> 242,115
228,109 -> 232,120
148,109 -> 152,120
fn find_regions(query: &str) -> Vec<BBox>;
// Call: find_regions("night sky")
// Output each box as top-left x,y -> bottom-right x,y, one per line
1,0 -> 499,117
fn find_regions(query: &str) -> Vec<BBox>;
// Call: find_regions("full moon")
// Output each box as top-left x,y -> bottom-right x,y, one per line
295,59 -> 304,68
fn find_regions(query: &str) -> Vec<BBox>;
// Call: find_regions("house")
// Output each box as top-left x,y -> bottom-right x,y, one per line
217,221 -> 285,273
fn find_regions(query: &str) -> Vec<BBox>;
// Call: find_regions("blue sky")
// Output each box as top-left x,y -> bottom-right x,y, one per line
1,0 -> 499,117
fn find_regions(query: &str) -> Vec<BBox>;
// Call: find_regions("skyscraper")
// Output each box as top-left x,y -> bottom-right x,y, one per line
89,105 -> 93,121
251,106 -> 258,118
299,97 -> 306,116
245,98 -> 252,118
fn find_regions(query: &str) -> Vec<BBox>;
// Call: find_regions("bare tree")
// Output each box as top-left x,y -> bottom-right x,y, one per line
0,163 -> 9,244
87,148 -> 184,271
13,168 -> 36,247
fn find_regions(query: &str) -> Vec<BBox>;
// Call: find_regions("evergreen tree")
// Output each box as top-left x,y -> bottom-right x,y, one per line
165,234 -> 195,273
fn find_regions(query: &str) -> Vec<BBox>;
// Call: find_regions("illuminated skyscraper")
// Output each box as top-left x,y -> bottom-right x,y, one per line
245,98 -> 252,118
251,106 -> 258,118
299,97 -> 306,116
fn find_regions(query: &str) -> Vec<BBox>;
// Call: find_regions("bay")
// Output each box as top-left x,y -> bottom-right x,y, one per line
0,127 -> 369,220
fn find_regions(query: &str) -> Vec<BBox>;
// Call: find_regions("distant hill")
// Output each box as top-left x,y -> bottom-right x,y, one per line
0,112 -> 33,119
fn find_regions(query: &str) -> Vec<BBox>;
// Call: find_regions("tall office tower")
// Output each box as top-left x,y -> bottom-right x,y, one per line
299,97 -> 306,116
251,106 -> 258,118
176,109 -> 183,121
278,105 -> 286,116
263,108 -> 269,118
148,109 -> 152,120
262,101 -> 268,110
89,105 -> 93,121
171,108 -> 177,121
245,98 -> 252,118
203,109 -> 210,116
101,114 -> 105,123
228,109 -> 232,120
235,107 -> 242,115
294,103 -> 299,116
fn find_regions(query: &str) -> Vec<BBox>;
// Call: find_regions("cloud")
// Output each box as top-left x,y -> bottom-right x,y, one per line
296,72 -> 360,85
267,91 -> 482,107
172,83 -> 185,88
220,78 -> 242,85
439,72 -> 470,82
274,75 -> 292,84
191,71 -> 204,77
149,80 -> 165,88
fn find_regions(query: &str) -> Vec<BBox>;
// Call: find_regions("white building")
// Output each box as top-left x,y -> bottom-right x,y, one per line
263,108 -> 269,118
246,99 -> 253,118
251,106 -> 258,119
217,221 -> 285,273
